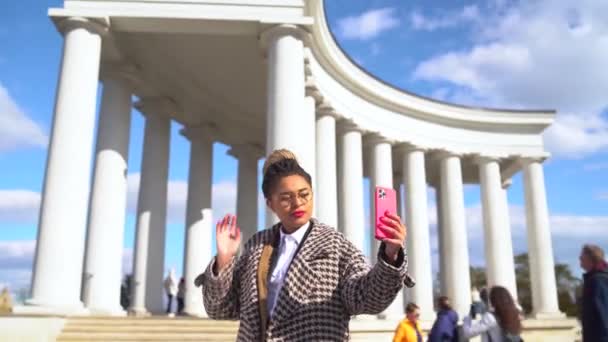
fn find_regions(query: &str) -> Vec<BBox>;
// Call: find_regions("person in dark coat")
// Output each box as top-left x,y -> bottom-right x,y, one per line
428,296 -> 459,342
580,244 -> 608,342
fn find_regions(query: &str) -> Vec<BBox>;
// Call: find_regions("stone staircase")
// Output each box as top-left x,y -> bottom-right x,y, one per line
55,316 -> 401,341
56,316 -> 239,342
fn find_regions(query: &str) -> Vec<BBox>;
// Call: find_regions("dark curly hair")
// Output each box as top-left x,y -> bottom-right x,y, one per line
489,286 -> 522,335
261,149 -> 312,199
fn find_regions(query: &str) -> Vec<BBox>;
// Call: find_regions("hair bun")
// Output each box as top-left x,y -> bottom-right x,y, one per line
262,149 -> 298,175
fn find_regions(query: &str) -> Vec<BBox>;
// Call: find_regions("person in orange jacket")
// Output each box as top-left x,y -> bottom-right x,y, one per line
393,302 -> 424,342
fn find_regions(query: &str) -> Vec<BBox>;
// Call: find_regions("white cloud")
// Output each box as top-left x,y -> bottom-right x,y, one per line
410,5 -> 480,31
0,241 -> 34,293
337,8 -> 400,41
0,83 -> 47,152
596,192 -> 608,200
0,240 -> 35,269
412,0 -> 608,158
0,190 -> 40,223
543,113 -> 608,159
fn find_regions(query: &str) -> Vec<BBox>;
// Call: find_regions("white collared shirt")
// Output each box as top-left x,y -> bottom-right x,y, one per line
267,222 -> 308,317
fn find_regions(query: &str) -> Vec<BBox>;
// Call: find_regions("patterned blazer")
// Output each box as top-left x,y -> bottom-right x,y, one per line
200,219 -> 408,341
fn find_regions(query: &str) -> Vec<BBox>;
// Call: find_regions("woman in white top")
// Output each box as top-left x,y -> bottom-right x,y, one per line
463,286 -> 523,342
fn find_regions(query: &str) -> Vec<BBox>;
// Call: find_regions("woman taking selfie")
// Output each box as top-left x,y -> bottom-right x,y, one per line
199,149 -> 409,341
462,286 -> 523,342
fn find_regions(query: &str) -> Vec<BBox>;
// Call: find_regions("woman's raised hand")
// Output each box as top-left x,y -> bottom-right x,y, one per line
377,211 -> 407,262
215,214 -> 241,272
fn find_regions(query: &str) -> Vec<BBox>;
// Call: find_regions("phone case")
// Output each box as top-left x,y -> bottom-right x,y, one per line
374,186 -> 397,240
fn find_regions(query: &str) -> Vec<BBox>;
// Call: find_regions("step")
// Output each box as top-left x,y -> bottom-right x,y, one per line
56,332 -> 237,341
62,325 -> 238,333
64,319 -> 238,327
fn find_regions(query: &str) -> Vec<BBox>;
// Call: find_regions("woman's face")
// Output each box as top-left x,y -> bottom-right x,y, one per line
580,252 -> 594,271
406,309 -> 420,323
267,175 -> 313,231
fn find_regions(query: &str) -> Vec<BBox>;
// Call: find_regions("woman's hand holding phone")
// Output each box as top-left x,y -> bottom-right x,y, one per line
377,211 -> 407,262
215,214 -> 241,273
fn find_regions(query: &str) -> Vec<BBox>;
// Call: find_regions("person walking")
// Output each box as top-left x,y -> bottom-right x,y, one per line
579,244 -> 608,342
163,269 -> 178,315
428,296 -> 459,342
177,277 -> 185,315
393,302 -> 424,342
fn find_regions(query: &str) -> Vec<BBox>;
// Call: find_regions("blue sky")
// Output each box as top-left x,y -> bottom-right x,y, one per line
1,0 -> 607,298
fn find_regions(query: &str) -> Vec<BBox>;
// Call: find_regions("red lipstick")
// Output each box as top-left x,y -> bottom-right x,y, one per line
291,210 -> 305,218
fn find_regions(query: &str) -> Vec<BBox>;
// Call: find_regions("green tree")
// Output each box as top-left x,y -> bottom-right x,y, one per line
514,253 -> 581,317
514,253 -> 533,314
470,266 -> 487,290
554,262 -> 582,317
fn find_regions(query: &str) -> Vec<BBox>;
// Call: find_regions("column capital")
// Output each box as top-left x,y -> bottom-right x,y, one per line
472,154 -> 501,165
227,143 -> 264,161
394,143 -> 427,155
364,133 -> 392,147
99,62 -> 140,87
305,77 -> 324,103
317,101 -> 340,119
337,119 -> 365,134
259,24 -> 309,51
180,123 -> 217,143
134,96 -> 179,119
56,16 -> 109,36
518,155 -> 548,165
432,149 -> 463,160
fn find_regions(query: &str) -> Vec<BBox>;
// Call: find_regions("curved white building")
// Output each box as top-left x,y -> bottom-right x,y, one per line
20,0 -> 571,335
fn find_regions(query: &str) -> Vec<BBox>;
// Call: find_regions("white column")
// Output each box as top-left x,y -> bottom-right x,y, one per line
522,158 -> 563,318
261,24 -> 308,228
26,18 -> 105,314
338,122 -> 366,253
438,152 -> 471,318
477,157 -> 518,300
315,105 -> 338,228
229,144 -> 262,244
367,135 -> 403,318
367,136 -> 393,263
129,98 -> 172,315
302,96 -> 316,183
436,186 -> 448,297
181,125 -> 214,317
401,147 -> 434,321
82,69 -> 132,315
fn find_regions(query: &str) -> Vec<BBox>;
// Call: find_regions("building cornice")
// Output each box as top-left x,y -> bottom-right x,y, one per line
305,0 -> 556,134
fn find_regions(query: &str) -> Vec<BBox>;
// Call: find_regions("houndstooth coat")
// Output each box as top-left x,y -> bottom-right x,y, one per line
200,219 -> 408,341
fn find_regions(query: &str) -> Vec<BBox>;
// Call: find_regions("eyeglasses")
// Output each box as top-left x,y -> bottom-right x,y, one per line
277,190 -> 312,208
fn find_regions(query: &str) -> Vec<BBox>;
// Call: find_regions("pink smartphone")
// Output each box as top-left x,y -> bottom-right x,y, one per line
374,186 -> 397,240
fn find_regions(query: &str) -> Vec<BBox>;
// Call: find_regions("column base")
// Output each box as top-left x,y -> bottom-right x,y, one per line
531,311 -> 566,320
87,307 -> 128,317
183,309 -> 207,318
128,307 -> 151,317
13,300 -> 89,316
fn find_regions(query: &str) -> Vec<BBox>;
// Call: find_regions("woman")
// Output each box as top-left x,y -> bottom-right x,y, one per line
427,296 -> 458,342
199,149 -> 409,341
462,286 -> 522,342
393,302 -> 424,342
177,277 -> 185,315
